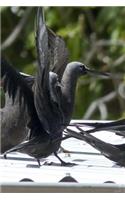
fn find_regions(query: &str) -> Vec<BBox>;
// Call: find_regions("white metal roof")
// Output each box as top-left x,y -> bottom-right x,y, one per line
0,120 -> 125,192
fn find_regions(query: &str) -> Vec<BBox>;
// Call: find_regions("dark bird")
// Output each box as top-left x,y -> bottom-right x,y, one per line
66,126 -> 125,167
1,92 -> 28,153
1,7 -> 109,166
0,72 -> 34,153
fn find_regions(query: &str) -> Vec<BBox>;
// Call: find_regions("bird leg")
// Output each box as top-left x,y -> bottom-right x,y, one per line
37,159 -> 41,167
54,152 -> 76,166
3,153 -> 7,159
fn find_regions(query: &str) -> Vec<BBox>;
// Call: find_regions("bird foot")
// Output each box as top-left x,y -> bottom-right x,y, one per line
60,161 -> 77,167
44,161 -> 55,166
43,161 -> 61,166
3,153 -> 7,159
43,161 -> 77,167
26,164 -> 41,168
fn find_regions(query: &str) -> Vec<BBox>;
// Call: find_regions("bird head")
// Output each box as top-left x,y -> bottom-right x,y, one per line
67,62 -> 110,78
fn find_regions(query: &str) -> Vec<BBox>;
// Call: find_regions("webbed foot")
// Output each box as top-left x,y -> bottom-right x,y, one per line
60,161 -> 77,167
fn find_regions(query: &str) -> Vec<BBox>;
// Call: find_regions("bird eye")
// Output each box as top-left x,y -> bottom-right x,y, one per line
80,65 -> 84,70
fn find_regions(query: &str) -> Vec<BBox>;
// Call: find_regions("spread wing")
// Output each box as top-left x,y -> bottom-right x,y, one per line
1,57 -> 34,111
34,7 -> 69,132
66,127 -> 125,166
48,28 -> 69,80
34,7 -> 51,132
1,57 -> 44,137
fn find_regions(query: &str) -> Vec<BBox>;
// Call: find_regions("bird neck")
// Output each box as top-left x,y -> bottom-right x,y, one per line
61,66 -> 79,104
60,66 -> 80,125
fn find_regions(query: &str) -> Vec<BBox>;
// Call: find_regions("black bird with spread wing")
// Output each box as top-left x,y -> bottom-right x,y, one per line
66,123 -> 125,167
1,8 -> 109,166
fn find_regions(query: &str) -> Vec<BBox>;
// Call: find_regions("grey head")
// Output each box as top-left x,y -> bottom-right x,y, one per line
61,61 -> 110,102
65,61 -> 110,78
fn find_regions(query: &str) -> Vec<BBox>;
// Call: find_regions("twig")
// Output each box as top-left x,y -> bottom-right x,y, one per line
118,82 -> 125,99
84,9 -> 96,33
85,38 -> 125,65
98,102 -> 108,120
83,91 -> 117,120
1,7 -> 33,51
96,39 -> 125,47
112,55 -> 125,68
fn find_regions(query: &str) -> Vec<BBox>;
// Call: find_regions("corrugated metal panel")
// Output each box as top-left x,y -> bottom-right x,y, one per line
0,120 -> 125,192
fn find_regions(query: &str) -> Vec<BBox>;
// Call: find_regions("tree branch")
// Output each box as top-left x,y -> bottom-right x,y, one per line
96,39 -> 125,47
83,91 -> 117,120
1,7 -> 33,51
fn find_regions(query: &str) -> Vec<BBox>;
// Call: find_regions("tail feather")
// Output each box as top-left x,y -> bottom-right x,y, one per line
3,141 -> 28,158
66,127 -> 123,164
70,119 -> 125,137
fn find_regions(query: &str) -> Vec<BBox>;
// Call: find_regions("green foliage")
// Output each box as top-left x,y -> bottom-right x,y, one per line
1,7 -> 125,120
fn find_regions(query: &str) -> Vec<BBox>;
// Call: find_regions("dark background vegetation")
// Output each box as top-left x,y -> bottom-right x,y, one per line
1,7 -> 125,120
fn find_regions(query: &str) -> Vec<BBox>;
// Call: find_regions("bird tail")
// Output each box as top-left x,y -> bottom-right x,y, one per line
3,141 -> 28,158
70,119 -> 125,136
66,128 -> 119,160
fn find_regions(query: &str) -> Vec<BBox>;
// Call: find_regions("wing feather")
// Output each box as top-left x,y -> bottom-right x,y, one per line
34,7 -> 69,133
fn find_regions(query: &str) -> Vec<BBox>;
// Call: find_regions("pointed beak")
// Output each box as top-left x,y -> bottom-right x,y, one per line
86,67 -> 110,79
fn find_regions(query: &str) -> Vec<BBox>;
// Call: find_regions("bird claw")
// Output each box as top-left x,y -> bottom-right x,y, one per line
26,164 -> 41,168
43,161 -> 77,167
3,153 -> 7,159
61,161 -> 77,167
